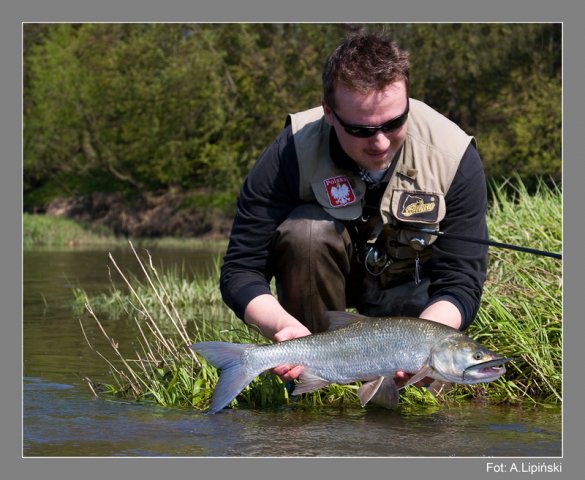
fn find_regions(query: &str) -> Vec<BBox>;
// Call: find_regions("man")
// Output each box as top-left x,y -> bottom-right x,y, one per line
220,31 -> 488,389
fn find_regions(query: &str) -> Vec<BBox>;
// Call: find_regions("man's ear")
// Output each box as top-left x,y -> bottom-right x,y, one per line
321,100 -> 335,126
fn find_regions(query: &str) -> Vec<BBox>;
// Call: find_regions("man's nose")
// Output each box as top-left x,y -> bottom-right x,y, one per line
369,130 -> 391,149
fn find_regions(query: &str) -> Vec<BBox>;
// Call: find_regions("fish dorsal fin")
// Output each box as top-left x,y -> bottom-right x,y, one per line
325,311 -> 364,331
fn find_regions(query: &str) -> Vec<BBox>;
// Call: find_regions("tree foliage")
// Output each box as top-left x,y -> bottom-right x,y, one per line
23,23 -> 562,209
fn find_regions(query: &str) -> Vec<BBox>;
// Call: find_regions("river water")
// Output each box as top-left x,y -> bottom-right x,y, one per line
23,248 -> 562,457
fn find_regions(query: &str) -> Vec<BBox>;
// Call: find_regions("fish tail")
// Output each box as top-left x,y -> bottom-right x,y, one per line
190,341 -> 259,414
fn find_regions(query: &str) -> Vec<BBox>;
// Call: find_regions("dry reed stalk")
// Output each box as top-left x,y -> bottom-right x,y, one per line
79,299 -> 142,396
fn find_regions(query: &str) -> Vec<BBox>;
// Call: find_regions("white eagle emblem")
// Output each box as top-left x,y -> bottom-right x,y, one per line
330,183 -> 351,205
323,176 -> 356,207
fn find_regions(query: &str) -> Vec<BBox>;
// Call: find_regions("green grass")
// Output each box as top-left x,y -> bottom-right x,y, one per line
23,213 -> 118,249
460,178 -> 562,406
23,213 -> 228,251
78,177 -> 562,412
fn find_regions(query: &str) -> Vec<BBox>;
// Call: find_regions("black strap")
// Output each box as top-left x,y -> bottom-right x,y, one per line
405,227 -> 562,260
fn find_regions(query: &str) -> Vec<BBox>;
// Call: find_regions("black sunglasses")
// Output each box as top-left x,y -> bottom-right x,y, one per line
331,99 -> 409,138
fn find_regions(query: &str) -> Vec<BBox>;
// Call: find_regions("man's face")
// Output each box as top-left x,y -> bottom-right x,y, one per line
322,80 -> 408,172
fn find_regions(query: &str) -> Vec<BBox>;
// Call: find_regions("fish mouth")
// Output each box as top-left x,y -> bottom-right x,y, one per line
462,357 -> 515,382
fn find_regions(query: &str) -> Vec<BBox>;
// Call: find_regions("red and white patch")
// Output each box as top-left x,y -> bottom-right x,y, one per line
323,176 -> 356,207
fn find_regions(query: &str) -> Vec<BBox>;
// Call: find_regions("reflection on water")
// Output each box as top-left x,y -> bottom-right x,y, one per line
24,377 -> 561,457
23,246 -> 222,383
23,248 -> 562,457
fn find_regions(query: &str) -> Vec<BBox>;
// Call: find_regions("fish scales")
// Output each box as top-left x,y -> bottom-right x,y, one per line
246,318 -> 445,383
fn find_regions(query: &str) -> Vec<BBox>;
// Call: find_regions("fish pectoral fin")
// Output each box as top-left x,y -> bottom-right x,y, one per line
357,377 -> 385,407
291,372 -> 331,396
399,365 -> 434,390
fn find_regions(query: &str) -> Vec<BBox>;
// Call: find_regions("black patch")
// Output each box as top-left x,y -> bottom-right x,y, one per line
395,192 -> 439,222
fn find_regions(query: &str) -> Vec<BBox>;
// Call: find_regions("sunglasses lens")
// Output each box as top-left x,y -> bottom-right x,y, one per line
333,102 -> 409,138
347,127 -> 375,138
382,114 -> 407,133
346,117 -> 404,137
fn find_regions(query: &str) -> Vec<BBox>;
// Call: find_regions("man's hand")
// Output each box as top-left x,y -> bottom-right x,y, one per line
273,324 -> 311,343
394,370 -> 431,388
271,324 -> 311,382
243,295 -> 312,383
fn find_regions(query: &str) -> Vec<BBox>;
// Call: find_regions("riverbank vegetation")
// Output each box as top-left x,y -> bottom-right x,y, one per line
23,213 -> 118,249
77,178 -> 562,412
23,213 -> 228,250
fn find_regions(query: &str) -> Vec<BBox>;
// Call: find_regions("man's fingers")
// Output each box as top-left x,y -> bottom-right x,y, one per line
271,364 -> 304,381
394,371 -> 433,388
284,365 -> 304,380
271,364 -> 290,376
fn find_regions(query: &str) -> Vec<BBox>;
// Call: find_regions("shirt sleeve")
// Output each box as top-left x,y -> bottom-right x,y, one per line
425,142 -> 489,330
219,125 -> 300,320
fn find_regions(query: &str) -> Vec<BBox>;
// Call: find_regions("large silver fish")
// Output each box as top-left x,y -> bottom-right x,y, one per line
191,312 -> 512,414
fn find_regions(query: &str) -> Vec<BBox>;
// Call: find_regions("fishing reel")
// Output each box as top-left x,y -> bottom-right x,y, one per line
362,236 -> 428,279
363,245 -> 392,276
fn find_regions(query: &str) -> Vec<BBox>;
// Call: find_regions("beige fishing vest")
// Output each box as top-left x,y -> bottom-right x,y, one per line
287,98 -> 475,278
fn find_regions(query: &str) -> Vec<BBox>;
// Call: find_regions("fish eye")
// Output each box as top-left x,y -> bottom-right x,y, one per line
473,352 -> 483,360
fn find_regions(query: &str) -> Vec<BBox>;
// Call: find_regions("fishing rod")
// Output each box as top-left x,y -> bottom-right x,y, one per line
405,227 -> 562,260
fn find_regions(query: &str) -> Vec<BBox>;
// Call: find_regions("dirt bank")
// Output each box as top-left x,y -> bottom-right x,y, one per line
44,191 -> 234,239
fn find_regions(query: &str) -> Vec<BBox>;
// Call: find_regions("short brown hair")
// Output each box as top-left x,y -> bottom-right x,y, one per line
322,31 -> 410,108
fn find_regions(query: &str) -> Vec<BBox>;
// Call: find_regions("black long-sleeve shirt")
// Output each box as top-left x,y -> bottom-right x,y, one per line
220,123 -> 488,330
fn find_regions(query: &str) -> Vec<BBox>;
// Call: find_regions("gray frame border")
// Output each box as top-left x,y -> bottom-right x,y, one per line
6,1 -> 581,479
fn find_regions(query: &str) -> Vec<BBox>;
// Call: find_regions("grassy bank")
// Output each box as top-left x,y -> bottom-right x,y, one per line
23,213 -> 119,249
454,179 -> 562,405
23,213 -> 227,250
77,178 -> 562,412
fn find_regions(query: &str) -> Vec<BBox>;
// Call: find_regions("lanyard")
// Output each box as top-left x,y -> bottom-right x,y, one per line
406,227 -> 562,260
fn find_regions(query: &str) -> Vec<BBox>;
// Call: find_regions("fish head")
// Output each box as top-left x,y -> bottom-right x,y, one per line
430,334 -> 511,385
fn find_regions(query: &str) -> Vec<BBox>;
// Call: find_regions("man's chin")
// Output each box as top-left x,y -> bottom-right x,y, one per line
363,158 -> 391,171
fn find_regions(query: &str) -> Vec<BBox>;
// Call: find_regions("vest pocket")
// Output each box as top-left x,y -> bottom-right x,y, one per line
386,189 -> 445,247
390,189 -> 445,224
